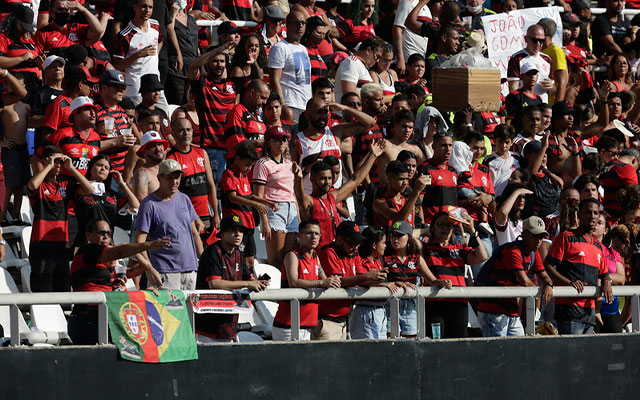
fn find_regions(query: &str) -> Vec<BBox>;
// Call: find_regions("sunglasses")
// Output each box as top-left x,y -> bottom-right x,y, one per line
95,230 -> 112,237
527,36 -> 545,44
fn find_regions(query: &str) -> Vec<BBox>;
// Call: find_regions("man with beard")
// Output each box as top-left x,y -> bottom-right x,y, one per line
354,83 -> 386,173
591,0 -> 632,57
135,159 -> 204,290
132,130 -> 169,203
188,42 -> 236,183
294,139 -> 385,248
334,36 -> 384,104
544,198 -> 613,334
269,9 -> 312,122
291,97 -> 376,194
223,80 -> 270,159
417,132 -> 456,225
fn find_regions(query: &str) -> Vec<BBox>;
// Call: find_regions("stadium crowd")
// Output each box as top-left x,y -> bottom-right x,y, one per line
0,0 -> 639,343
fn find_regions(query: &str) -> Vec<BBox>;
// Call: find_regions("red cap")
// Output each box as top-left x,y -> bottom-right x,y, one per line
265,125 -> 291,142
80,66 -> 99,83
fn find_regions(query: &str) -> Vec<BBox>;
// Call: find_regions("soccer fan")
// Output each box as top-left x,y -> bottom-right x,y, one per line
373,161 -> 428,229
544,198 -> 613,335
417,132 -> 457,225
507,24 -> 554,103
132,130 -> 169,202
223,79 -> 270,158
272,220 -> 341,341
483,124 -> 520,197
505,63 -> 542,132
333,36 -> 383,103
477,216 -> 554,337
598,136 -> 638,219
30,55 -> 65,149
195,216 -> 270,342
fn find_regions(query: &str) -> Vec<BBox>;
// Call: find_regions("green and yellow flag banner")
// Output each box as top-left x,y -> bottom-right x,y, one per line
105,290 -> 198,363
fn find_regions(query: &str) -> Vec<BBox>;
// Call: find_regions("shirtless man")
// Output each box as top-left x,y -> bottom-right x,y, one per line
132,131 -> 168,203
546,101 -> 581,185
0,73 -> 31,225
376,109 -> 424,187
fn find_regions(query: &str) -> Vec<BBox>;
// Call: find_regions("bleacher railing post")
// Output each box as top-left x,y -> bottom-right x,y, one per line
10,304 -> 19,346
390,297 -> 400,338
525,296 -> 536,335
417,294 -> 426,339
290,299 -> 300,340
632,294 -> 640,332
98,302 -> 108,345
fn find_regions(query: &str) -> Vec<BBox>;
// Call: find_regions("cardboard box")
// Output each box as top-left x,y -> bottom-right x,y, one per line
431,68 -> 502,112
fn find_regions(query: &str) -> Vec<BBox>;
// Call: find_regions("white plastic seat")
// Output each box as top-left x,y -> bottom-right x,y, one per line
20,226 -> 31,258
346,195 -> 356,221
249,263 -> 281,337
235,331 -> 264,343
30,305 -> 70,344
20,195 -> 33,225
113,227 -> 131,245
0,269 -> 48,345
167,104 -> 181,120
254,228 -> 268,263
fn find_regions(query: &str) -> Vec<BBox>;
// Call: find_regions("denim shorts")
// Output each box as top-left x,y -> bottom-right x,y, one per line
350,304 -> 387,339
478,312 -> 525,337
386,297 -> 418,336
267,201 -> 299,233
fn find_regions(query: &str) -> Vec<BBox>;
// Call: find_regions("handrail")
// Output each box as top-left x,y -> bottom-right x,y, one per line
2,286 -> 639,346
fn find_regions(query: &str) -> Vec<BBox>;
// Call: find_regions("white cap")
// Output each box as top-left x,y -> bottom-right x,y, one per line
69,96 -> 95,114
521,62 -> 540,75
136,130 -> 169,157
613,119 -> 636,138
43,55 -> 65,70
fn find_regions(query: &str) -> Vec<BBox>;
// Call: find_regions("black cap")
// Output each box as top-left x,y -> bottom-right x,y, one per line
388,220 -> 413,236
64,45 -> 89,67
218,215 -> 248,236
336,221 -> 365,242
64,65 -> 98,88
14,6 -> 34,33
139,74 -> 163,93
552,101 -> 576,117
217,21 -> 241,36
100,69 -> 127,86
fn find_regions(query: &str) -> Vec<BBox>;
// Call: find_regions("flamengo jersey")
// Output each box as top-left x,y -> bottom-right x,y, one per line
418,161 -> 458,225
273,248 -> 321,329
70,243 -> 112,292
45,127 -> 101,177
599,160 -> 638,219
423,243 -> 471,303
113,19 -> 162,97
96,103 -> 130,172
545,230 -> 609,323
312,193 -> 339,249
384,253 -> 420,284
506,49 -> 553,103
33,22 -> 89,57
167,146 -> 210,219
190,76 -> 236,149
28,180 -> 69,255
295,127 -> 341,194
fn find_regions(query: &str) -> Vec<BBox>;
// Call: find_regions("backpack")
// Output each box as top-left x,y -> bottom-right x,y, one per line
474,240 -> 535,286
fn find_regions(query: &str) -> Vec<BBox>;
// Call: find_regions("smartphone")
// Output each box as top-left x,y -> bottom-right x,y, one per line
259,273 -> 271,281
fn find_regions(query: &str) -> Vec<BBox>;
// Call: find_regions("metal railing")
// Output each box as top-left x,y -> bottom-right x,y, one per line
1,286 -> 640,345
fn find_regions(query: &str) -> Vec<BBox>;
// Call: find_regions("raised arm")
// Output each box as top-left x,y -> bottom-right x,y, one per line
495,188 -> 532,226
406,0 -> 429,35
292,162 -> 315,219
333,139 -> 386,202
99,237 -> 171,263
329,103 -> 376,139
70,1 -> 105,45
0,69 -> 27,106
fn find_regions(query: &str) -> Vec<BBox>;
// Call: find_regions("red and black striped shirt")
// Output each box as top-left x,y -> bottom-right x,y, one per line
190,75 -> 237,149
306,43 -> 328,82
384,253 -> 420,284
219,0 -> 253,23
223,102 -> 266,158
423,243 -> 471,303
70,243 -> 113,292
599,160 -> 638,219
167,146 -> 211,219
96,103 -> 130,172
0,34 -> 40,78
28,180 -> 70,255
418,161 -> 459,224
353,121 -> 385,167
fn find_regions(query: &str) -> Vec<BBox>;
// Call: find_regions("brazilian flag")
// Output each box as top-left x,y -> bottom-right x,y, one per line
106,290 -> 198,363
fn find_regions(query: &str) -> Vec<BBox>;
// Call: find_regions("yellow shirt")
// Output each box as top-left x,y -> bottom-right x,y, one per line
542,43 -> 567,104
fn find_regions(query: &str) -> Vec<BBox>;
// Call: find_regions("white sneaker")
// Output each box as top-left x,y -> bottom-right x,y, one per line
478,222 -> 494,236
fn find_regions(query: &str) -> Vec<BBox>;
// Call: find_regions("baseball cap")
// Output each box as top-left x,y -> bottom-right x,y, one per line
158,159 -> 184,175
264,125 -> 291,142
523,216 -> 549,236
139,74 -> 163,93
613,119 -> 636,138
69,96 -> 96,114
336,221 -> 365,242
562,12 -> 580,28
389,220 -> 413,236
43,55 -> 65,70
14,6 -> 35,33
64,45 -> 89,66
100,70 -> 127,86
218,215 -> 248,236
217,21 -> 241,36
552,101 -> 576,117
520,62 -> 540,75
264,5 -> 286,20
136,130 -> 169,157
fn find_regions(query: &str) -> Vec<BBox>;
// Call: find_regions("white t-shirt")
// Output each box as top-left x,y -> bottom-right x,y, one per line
334,55 -> 372,103
268,40 -> 312,110
394,0 -> 430,61
113,20 -> 161,97
483,152 -> 520,196
495,218 -> 523,247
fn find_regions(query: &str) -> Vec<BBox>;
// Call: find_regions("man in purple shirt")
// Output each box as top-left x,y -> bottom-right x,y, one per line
134,159 -> 204,290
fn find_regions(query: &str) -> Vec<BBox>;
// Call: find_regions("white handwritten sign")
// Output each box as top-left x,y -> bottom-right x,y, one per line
482,7 -> 562,83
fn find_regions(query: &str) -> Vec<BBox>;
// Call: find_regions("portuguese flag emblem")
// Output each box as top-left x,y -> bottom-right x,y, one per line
106,290 -> 198,363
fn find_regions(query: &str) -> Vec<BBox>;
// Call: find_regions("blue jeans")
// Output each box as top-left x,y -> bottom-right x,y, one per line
350,304 -> 387,339
557,320 -> 595,335
385,297 -> 417,336
478,312 -> 525,337
205,148 -> 227,184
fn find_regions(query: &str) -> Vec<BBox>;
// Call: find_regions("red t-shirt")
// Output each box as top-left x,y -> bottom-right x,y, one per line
318,243 -> 361,318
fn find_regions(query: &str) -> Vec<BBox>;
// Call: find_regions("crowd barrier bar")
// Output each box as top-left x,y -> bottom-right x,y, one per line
1,286 -> 639,345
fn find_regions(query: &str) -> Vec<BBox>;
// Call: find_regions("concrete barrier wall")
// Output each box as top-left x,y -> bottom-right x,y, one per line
1,334 -> 639,399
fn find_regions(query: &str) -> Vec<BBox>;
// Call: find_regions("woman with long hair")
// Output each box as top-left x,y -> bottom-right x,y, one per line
608,53 -> 633,92
422,211 -> 487,338
495,183 -> 532,246
338,0 -> 378,48
230,34 -> 268,80
75,155 -> 140,247
252,126 -> 298,266
594,213 -> 626,333
369,43 -> 397,104
402,54 -> 428,89
384,220 -> 451,338
350,226 -> 398,339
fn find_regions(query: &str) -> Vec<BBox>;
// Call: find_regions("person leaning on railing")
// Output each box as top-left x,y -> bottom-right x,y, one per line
68,219 -> 170,345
